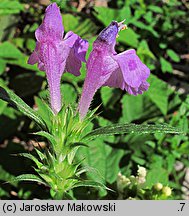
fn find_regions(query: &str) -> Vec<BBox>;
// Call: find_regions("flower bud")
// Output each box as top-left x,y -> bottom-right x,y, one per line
117,172 -> 131,192
162,186 -> 172,197
136,177 -> 146,184
137,166 -> 147,178
154,183 -> 163,191
136,166 -> 147,184
129,175 -> 136,183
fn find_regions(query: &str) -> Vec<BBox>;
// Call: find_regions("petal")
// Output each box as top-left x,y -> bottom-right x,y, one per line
28,42 -> 40,65
125,81 -> 150,96
104,51 -> 150,95
64,31 -> 79,48
138,81 -> 150,94
65,48 -> 81,76
64,31 -> 89,76
79,50 -> 117,119
35,3 -> 64,42
114,49 -> 150,88
74,37 -> 89,62
38,61 -> 45,71
28,51 -> 38,65
103,67 -> 125,90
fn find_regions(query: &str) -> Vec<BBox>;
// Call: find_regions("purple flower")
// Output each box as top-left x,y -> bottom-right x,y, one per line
28,3 -> 88,114
78,21 -> 150,119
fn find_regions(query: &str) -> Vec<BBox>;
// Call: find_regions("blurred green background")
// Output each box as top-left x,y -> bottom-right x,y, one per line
0,0 -> 189,199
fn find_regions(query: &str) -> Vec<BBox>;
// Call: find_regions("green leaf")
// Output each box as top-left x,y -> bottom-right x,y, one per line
167,49 -> 180,62
69,142 -> 88,149
9,174 -> 47,186
100,87 -> 122,109
0,14 -> 17,41
137,40 -> 156,62
0,42 -> 37,71
166,154 -> 175,173
79,139 -> 122,185
78,137 -> 111,182
26,38 -> 36,51
6,56 -> 38,71
52,0 -> 69,10
0,41 -> 23,59
0,0 -> 24,15
118,28 -> 139,48
120,94 -> 145,123
0,100 -> 7,115
0,165 -> 17,187
94,7 -> 119,26
33,131 -> 56,147
61,84 -> 77,105
79,118 -> 123,186
71,180 -> 111,191
144,11 -> 153,24
63,14 -> 79,31
34,148 -> 46,161
38,174 -> 53,184
148,5 -> 163,14
0,87 -> 47,130
160,57 -> 173,73
0,59 -> 6,75
120,88 -> 160,123
159,43 -> 167,49
83,123 -> 183,141
179,116 -> 188,133
131,155 -> 146,165
94,6 -> 132,26
35,97 -> 53,130
146,74 -> 169,115
63,14 -> 97,38
76,166 -> 102,177
76,19 -> 97,38
145,156 -> 169,187
0,188 -> 9,197
106,149 -> 124,183
132,20 -> 159,37
100,87 -> 114,107
145,168 -> 169,188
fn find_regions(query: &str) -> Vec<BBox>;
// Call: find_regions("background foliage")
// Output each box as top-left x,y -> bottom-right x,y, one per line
0,0 -> 189,199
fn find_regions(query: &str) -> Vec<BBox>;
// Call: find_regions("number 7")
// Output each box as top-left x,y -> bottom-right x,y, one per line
180,203 -> 185,211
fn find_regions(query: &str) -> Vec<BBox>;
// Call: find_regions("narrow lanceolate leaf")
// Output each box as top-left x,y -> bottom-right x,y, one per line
0,87 -> 47,130
34,148 -> 46,161
71,180 -> 113,192
83,123 -> 183,141
76,166 -> 105,182
33,131 -> 57,146
69,142 -> 88,149
9,174 -> 48,186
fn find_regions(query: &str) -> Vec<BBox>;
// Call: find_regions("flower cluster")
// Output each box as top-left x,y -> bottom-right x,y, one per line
117,167 -> 172,200
28,3 -> 150,118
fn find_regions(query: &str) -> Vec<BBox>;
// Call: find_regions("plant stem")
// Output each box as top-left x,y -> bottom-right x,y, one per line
53,190 -> 64,200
